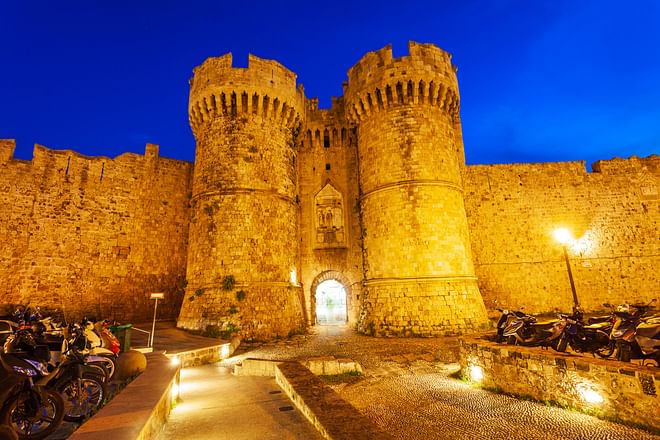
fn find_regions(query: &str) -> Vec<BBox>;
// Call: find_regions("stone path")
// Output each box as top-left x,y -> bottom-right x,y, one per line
157,364 -> 323,440
220,325 -> 659,440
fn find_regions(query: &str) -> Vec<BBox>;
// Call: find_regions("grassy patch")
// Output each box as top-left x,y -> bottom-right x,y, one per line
318,371 -> 363,385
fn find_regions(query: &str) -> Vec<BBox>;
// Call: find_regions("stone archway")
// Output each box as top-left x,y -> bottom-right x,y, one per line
310,270 -> 352,325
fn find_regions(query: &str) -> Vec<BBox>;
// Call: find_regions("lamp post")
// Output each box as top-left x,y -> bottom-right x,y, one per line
553,228 -> 579,308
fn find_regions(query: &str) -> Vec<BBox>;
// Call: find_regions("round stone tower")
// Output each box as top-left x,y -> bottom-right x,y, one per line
178,53 -> 306,340
344,42 -> 489,336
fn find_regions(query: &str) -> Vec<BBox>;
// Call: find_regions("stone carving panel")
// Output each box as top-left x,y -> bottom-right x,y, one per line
313,183 -> 347,249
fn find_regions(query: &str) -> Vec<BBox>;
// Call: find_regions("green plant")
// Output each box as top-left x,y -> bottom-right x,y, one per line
203,325 -> 221,338
319,371 -> 363,385
228,305 -> 238,314
220,323 -> 240,339
222,275 -> 236,291
235,290 -> 246,301
195,288 -> 205,297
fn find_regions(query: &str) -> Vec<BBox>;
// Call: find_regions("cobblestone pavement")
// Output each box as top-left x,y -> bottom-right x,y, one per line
223,325 -> 659,440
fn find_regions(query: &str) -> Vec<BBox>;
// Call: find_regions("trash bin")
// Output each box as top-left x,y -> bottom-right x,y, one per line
109,324 -> 133,352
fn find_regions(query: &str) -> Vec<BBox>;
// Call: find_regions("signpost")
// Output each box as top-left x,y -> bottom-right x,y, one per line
149,292 -> 164,348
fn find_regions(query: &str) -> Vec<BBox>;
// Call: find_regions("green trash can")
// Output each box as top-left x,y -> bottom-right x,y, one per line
109,324 -> 133,352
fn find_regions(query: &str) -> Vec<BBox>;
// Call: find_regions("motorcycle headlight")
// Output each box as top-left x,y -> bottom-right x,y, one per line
12,365 -> 37,377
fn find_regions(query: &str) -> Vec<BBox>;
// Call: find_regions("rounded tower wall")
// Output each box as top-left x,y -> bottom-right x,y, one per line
179,53 -> 305,340
345,42 -> 488,336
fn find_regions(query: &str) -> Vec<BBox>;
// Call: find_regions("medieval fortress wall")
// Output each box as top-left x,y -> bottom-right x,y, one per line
1,41 -> 657,338
0,140 -> 192,321
464,156 -> 659,314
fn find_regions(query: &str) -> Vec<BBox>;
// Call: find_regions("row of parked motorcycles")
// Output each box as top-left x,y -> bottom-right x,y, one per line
494,299 -> 660,366
0,306 -> 122,440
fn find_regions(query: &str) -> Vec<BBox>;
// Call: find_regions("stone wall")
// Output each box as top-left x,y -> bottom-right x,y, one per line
343,42 -> 489,336
463,156 -> 660,314
0,140 -> 192,322
298,98 -> 364,326
459,338 -> 660,430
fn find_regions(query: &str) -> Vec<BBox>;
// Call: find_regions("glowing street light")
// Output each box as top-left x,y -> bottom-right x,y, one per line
553,228 -> 579,308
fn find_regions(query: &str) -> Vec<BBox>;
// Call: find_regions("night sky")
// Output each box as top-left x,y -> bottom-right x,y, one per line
2,0 -> 659,168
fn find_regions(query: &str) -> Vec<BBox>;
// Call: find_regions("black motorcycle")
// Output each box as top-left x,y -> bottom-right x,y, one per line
0,341 -> 64,439
4,328 -> 107,423
554,308 -> 615,357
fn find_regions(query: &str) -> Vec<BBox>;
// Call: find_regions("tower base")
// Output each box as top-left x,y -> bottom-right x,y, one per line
357,278 -> 489,337
177,284 -> 305,341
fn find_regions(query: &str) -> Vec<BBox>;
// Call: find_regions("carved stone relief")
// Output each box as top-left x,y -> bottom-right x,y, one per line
313,182 -> 346,249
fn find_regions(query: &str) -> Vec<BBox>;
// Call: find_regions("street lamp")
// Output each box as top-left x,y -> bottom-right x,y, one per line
553,228 -> 579,308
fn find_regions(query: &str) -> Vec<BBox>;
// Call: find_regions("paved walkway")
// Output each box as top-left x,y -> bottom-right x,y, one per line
151,323 -> 657,439
157,364 -> 322,440
220,325 -> 658,440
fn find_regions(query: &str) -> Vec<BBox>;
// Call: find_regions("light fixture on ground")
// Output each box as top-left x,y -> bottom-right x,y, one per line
576,382 -> 604,404
469,365 -> 484,382
553,228 -> 579,308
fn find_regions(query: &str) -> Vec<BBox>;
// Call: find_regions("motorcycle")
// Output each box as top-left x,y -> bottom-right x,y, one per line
502,311 -> 563,348
610,299 -> 659,365
494,304 -> 529,343
4,327 -> 108,423
554,308 -> 615,357
82,318 -> 119,380
0,337 -> 64,439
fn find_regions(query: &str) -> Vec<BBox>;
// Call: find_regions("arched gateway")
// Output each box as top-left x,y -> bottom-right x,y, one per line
310,271 -> 352,325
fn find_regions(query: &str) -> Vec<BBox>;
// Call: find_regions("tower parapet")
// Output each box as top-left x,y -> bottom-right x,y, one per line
344,42 -> 489,336
344,42 -> 460,125
179,53 -> 306,339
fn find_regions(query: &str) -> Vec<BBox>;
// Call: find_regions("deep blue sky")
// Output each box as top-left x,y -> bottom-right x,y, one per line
1,0 -> 659,167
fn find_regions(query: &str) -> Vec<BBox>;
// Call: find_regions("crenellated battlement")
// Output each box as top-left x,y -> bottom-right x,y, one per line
189,53 -> 305,137
0,139 -> 16,162
343,41 -> 460,123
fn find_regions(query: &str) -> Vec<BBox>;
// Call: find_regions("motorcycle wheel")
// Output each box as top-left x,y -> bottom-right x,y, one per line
555,336 -> 568,353
617,344 -> 632,362
0,389 -> 65,440
93,355 -> 116,381
594,341 -> 615,359
54,370 -> 106,422
506,336 -> 516,345
86,360 -> 111,383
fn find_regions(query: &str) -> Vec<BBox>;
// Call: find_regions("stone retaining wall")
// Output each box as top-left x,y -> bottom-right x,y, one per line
70,353 -> 180,440
165,337 -> 240,368
459,338 -> 660,431
275,361 -> 392,440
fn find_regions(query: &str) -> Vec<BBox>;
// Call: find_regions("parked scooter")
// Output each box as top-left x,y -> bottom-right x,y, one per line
0,334 -> 64,439
494,304 -> 528,343
554,307 -> 615,357
610,299 -> 659,365
4,327 -> 108,423
82,318 -> 119,380
502,310 -> 563,348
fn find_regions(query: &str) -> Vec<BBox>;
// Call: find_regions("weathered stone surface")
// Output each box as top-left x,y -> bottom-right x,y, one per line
459,338 -> 660,431
463,158 -> 659,313
0,141 -> 191,322
114,350 -> 148,381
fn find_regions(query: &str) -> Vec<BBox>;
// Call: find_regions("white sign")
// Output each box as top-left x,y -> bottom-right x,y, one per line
150,292 -> 165,300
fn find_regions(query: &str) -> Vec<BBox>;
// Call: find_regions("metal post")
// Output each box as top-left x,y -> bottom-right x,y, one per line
150,298 -> 159,348
562,244 -> 579,308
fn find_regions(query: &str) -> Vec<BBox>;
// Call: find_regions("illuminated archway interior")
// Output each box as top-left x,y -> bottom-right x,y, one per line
315,279 -> 347,325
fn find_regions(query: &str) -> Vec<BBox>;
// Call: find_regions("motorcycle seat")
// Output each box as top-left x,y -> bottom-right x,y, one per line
587,315 -> 611,324
636,323 -> 659,339
584,322 -> 610,330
